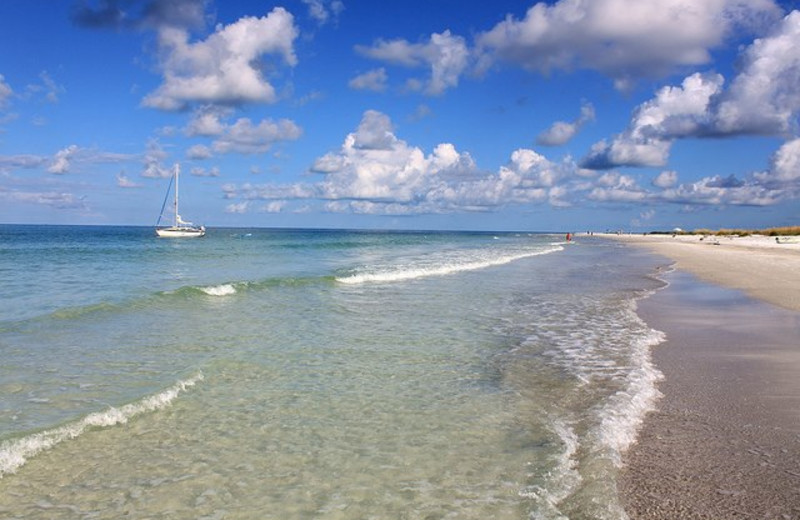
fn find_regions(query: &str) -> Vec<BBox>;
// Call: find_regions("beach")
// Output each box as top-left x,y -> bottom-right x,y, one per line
611,234 -> 800,519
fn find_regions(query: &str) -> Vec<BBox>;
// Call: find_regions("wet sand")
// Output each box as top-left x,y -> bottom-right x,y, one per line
611,235 -> 800,519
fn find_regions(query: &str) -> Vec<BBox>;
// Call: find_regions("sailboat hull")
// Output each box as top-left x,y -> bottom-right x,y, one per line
155,164 -> 206,238
155,226 -> 206,238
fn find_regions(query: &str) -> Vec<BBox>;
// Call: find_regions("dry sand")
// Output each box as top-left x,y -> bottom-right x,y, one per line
608,233 -> 800,519
611,233 -> 800,312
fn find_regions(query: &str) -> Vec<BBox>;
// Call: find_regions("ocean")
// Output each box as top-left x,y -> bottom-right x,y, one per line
0,225 -> 667,519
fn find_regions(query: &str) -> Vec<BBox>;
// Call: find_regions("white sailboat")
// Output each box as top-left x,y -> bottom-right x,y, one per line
155,164 -> 206,238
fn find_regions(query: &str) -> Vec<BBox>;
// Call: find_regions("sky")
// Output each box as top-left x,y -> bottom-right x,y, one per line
1,0 -> 799,232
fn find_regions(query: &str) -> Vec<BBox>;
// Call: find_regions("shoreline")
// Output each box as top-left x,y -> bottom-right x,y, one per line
608,234 -> 800,518
607,233 -> 800,312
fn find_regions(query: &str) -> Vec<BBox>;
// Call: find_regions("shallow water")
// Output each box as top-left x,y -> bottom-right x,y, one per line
0,226 -> 666,519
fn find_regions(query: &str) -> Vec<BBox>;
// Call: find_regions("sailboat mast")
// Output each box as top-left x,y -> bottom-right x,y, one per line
174,163 -> 180,227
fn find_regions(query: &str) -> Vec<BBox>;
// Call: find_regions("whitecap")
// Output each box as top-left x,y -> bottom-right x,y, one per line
0,372 -> 203,478
200,284 -> 237,296
337,246 -> 562,285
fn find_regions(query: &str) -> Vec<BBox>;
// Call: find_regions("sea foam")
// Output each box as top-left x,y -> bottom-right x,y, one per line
336,246 -> 562,284
0,372 -> 203,478
200,284 -> 237,296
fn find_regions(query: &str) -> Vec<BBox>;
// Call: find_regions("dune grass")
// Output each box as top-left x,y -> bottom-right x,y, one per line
650,226 -> 800,237
690,226 -> 800,237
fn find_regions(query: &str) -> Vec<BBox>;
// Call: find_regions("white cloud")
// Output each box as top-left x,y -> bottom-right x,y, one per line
186,144 -> 212,160
351,110 -> 397,150
537,101 -> 595,146
302,0 -> 344,26
588,172 -> 648,202
141,140 -> 171,178
211,117 -> 302,154
581,72 -> 724,169
653,170 -> 678,188
185,106 -> 302,155
657,139 -> 800,206
143,8 -> 299,110
225,201 -> 249,214
476,0 -> 781,86
185,106 -> 232,136
348,68 -> 388,92
190,166 -> 220,177
260,200 -> 287,213
48,145 -> 79,174
754,137 -> 800,188
356,30 -> 469,95
582,12 -> 800,170
713,10 -> 800,135
220,108 -> 800,216
116,172 -> 142,188
659,175 -> 782,206
226,110 -> 581,215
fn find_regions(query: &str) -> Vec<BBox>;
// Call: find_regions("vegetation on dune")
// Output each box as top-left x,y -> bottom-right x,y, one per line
694,226 -> 800,237
650,226 -> 800,236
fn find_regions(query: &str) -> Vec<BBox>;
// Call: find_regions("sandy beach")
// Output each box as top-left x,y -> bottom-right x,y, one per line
610,234 -> 800,519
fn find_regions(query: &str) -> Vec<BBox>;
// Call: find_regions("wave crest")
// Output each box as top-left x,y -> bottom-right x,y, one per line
336,246 -> 562,285
199,284 -> 237,296
0,372 -> 203,478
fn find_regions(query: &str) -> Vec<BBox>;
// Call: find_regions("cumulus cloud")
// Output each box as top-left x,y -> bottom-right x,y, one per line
186,144 -> 212,160
653,170 -> 678,188
588,172 -> 648,202
348,68 -> 388,92
224,110 -> 583,215
653,139 -> 800,206
476,0 -> 782,88
143,7 -> 299,110
713,10 -> 800,135
356,30 -> 469,95
351,110 -> 397,150
754,137 -> 800,189
141,140 -> 171,178
582,12 -> 800,170
659,175 -> 783,206
184,105 -> 302,154
220,108 -> 800,214
537,101 -> 595,146
48,145 -> 79,174
185,106 -> 232,136
581,72 -> 725,169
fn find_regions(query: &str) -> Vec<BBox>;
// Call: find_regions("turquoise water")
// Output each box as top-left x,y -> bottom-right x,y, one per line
0,226 -> 666,519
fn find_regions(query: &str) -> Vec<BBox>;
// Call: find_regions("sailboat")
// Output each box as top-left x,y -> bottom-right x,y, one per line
155,163 -> 206,238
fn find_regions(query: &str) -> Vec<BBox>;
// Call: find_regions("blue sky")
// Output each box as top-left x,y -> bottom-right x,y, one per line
1,0 -> 799,231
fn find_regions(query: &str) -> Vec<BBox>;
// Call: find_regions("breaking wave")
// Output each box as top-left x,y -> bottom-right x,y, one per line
336,245 -> 563,284
0,372 -> 203,478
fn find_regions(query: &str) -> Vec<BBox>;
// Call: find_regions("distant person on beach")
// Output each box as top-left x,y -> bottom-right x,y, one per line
566,233 -> 572,242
